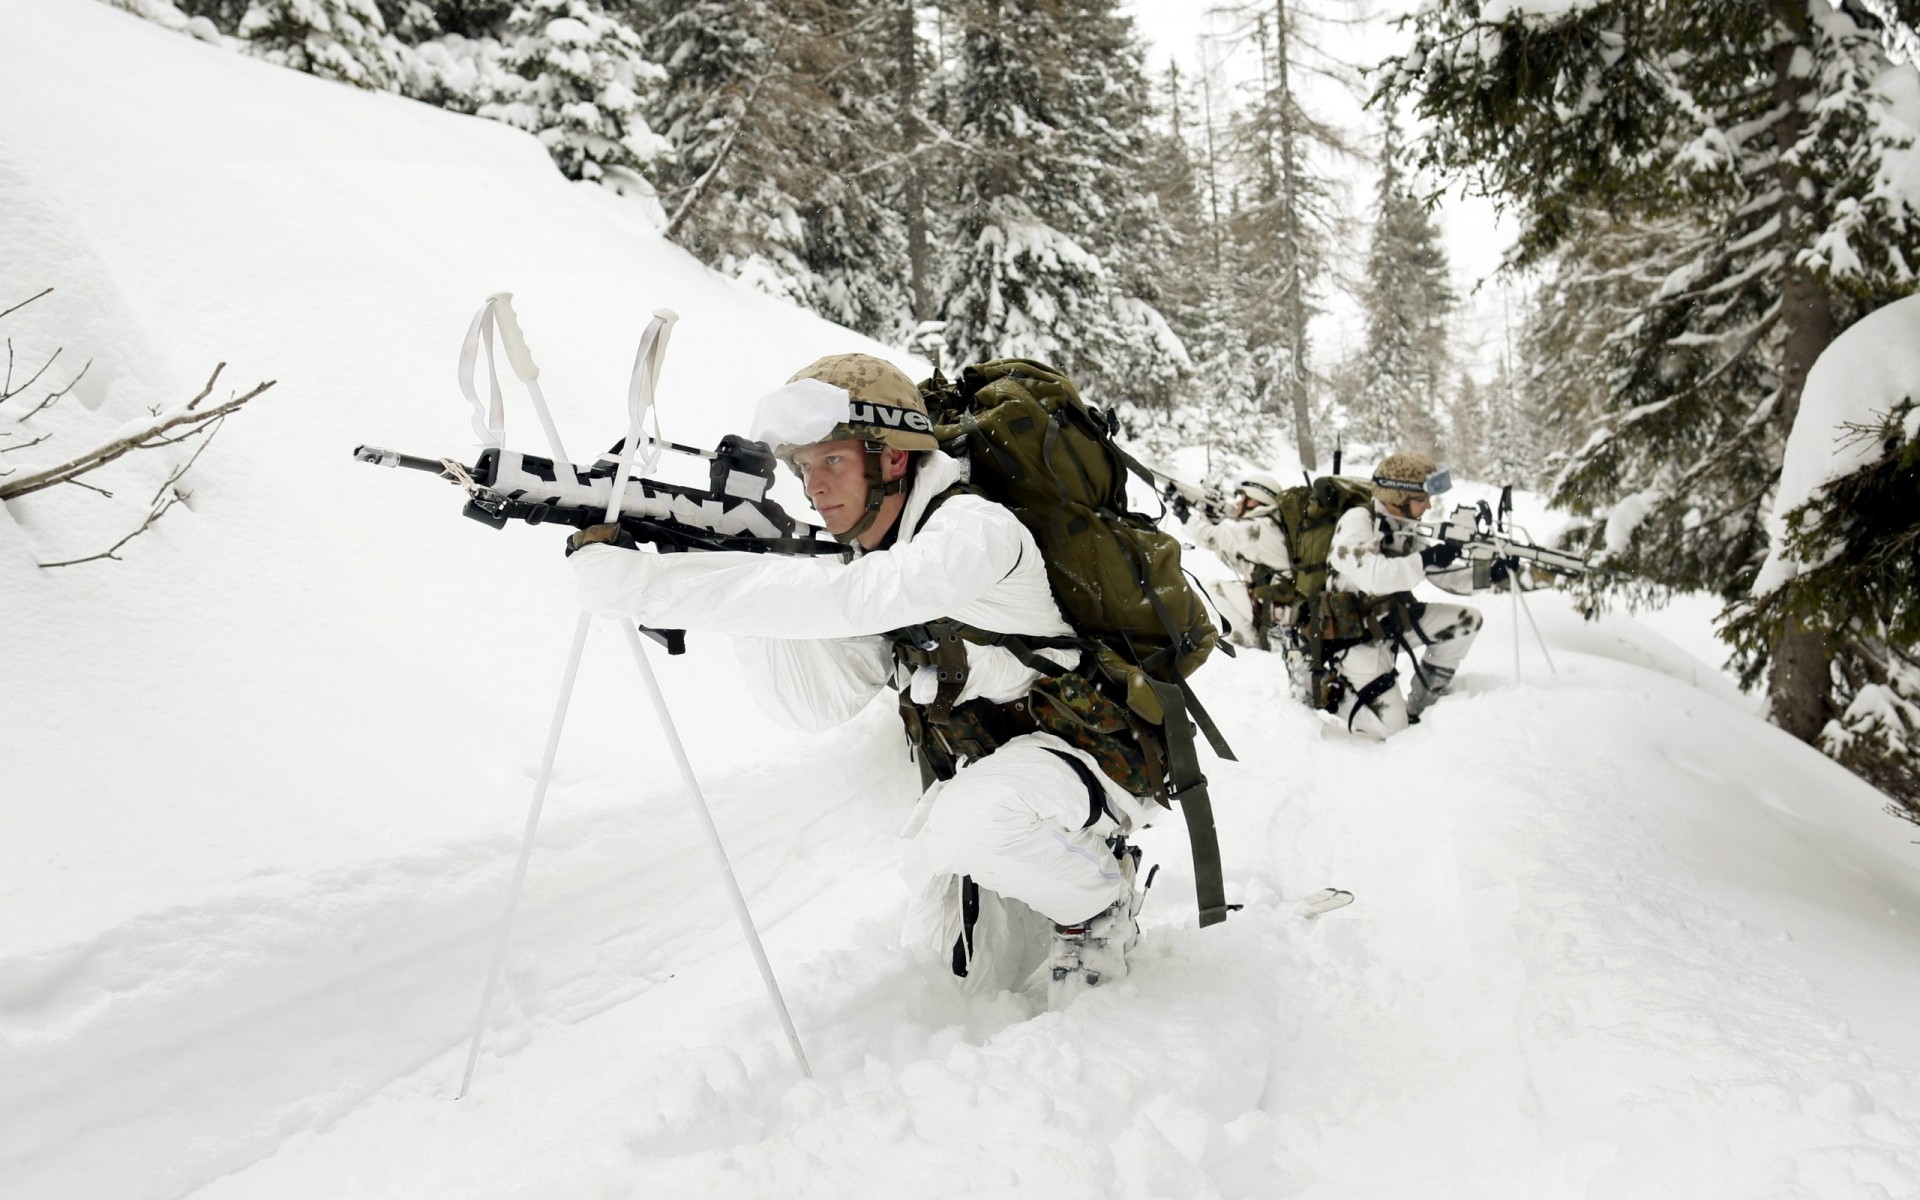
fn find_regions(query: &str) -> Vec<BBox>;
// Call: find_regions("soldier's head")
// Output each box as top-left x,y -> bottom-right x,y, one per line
1371,451 -> 1450,520
1234,473 -> 1284,518
749,353 -> 938,548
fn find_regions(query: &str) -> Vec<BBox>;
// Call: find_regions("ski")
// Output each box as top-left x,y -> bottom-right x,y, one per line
1288,887 -> 1354,919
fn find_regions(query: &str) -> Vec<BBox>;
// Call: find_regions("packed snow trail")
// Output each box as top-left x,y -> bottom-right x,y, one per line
8,3 -> 1920,1198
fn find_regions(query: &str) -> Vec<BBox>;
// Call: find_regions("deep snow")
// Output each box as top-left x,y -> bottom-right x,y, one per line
7,3 -> 1920,1198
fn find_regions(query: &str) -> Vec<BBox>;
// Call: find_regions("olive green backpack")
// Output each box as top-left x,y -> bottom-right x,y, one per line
1258,474 -> 1377,609
916,359 -> 1237,927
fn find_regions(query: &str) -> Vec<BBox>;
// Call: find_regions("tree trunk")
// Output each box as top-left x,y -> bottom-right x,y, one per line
1771,616 -> 1833,742
1763,8 -> 1839,742
895,0 -> 929,322
1273,0 -> 1317,471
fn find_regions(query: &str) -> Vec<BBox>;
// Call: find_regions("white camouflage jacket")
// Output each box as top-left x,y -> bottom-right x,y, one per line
571,452 -> 1076,733
1183,507 -> 1292,579
1328,500 -> 1475,600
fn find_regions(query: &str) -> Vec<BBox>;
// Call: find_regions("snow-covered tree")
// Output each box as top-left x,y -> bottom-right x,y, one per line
480,0 -> 667,189
1349,112 -> 1453,457
1382,0 -> 1920,745
237,0 -> 403,88
643,0 -> 914,341
938,0 -> 1186,402
1214,0 -> 1354,471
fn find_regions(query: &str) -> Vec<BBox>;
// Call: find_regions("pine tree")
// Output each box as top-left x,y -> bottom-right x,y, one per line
1381,0 -> 1920,745
643,0 -> 913,341
937,0 -> 1186,404
480,0 -> 667,188
237,0 -> 404,87
1350,112 -> 1454,458
1214,0 -> 1353,471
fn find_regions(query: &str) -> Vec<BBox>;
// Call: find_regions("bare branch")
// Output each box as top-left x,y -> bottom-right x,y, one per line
1,432 -> 50,454
0,375 -> 273,501
0,288 -> 53,324
37,491 -> 183,569
184,362 -> 224,411
17,357 -> 90,418
150,415 -> 223,505
0,346 -> 63,407
63,477 -> 115,499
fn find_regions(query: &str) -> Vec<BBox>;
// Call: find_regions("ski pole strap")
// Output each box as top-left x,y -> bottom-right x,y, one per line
457,297 -> 507,448
1147,675 -> 1229,928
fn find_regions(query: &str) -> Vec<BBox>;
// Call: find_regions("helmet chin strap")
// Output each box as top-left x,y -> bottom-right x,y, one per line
833,443 -> 909,545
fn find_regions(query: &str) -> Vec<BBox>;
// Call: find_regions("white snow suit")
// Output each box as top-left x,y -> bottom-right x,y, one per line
1185,506 -> 1292,650
1324,501 -> 1483,738
571,451 -> 1142,993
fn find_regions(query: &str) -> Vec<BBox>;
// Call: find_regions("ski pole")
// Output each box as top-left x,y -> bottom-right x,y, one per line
1510,575 -> 1522,683
456,293 -> 586,1099
1513,579 -> 1558,675
457,610 -> 590,1098
602,312 -> 811,1077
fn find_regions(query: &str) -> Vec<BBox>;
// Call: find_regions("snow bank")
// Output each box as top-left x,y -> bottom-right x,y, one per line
1754,293 -> 1920,595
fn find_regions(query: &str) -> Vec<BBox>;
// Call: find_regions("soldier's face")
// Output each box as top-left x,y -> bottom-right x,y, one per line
792,439 -> 909,539
1405,495 -> 1431,519
792,439 -> 871,535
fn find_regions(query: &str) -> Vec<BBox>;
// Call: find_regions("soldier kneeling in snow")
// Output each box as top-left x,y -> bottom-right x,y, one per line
568,354 -> 1147,1002
1181,473 -> 1293,652
1321,451 -> 1488,738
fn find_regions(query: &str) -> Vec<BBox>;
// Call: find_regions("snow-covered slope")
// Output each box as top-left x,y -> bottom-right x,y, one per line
6,4 -> 1920,1199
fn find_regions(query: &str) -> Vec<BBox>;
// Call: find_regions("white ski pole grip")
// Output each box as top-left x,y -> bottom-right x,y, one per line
489,291 -> 541,382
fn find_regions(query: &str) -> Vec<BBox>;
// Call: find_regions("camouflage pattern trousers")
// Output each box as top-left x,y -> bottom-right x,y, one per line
1330,600 -> 1483,739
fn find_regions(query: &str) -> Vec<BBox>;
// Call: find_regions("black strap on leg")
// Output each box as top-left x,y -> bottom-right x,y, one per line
1347,670 -> 1400,732
1044,747 -> 1109,829
950,875 -> 981,978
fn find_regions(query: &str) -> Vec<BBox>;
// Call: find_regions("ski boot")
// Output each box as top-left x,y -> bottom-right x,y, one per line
1406,663 -> 1456,723
1047,837 -> 1142,1005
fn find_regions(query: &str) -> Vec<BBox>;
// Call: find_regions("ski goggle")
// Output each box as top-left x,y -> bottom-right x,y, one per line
1373,466 -> 1452,497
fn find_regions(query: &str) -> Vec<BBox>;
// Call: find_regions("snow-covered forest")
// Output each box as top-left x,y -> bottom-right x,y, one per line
97,0 -> 1920,819
6,0 -> 1920,1196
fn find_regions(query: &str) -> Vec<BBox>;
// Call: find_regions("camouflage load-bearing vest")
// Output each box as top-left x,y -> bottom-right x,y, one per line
892,358 -> 1234,927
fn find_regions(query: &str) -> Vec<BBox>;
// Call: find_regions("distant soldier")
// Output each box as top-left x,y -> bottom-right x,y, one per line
1182,473 -> 1292,651
1321,451 -> 1485,737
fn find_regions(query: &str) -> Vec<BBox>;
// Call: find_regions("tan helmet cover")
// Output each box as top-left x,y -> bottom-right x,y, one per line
1372,450 -> 1439,508
755,353 -> 939,455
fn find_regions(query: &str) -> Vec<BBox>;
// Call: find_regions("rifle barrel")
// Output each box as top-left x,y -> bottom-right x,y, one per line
353,445 -> 456,476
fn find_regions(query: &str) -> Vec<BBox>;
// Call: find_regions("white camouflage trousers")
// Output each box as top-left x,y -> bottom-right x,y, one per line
1330,600 -> 1483,738
900,732 -> 1133,994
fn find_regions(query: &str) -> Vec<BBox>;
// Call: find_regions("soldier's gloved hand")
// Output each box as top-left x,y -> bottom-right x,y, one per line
565,523 -> 635,556
1171,493 -> 1193,522
1489,556 -> 1518,585
1201,486 -> 1228,523
1419,541 -> 1461,569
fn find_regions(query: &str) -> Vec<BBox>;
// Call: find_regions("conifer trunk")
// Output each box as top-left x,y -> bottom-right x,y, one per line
1274,0 -> 1317,471
1764,3 -> 1838,743
895,0 -> 930,322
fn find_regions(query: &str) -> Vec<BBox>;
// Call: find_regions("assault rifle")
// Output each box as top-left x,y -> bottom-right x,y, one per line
353,436 -> 848,648
1424,486 -> 1590,581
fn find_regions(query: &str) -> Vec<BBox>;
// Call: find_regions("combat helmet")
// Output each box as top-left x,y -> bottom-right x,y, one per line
748,353 -> 938,543
1235,472 -> 1285,515
1371,450 -> 1451,514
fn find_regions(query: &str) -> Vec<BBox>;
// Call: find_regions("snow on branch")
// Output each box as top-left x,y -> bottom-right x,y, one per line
0,364 -> 274,502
